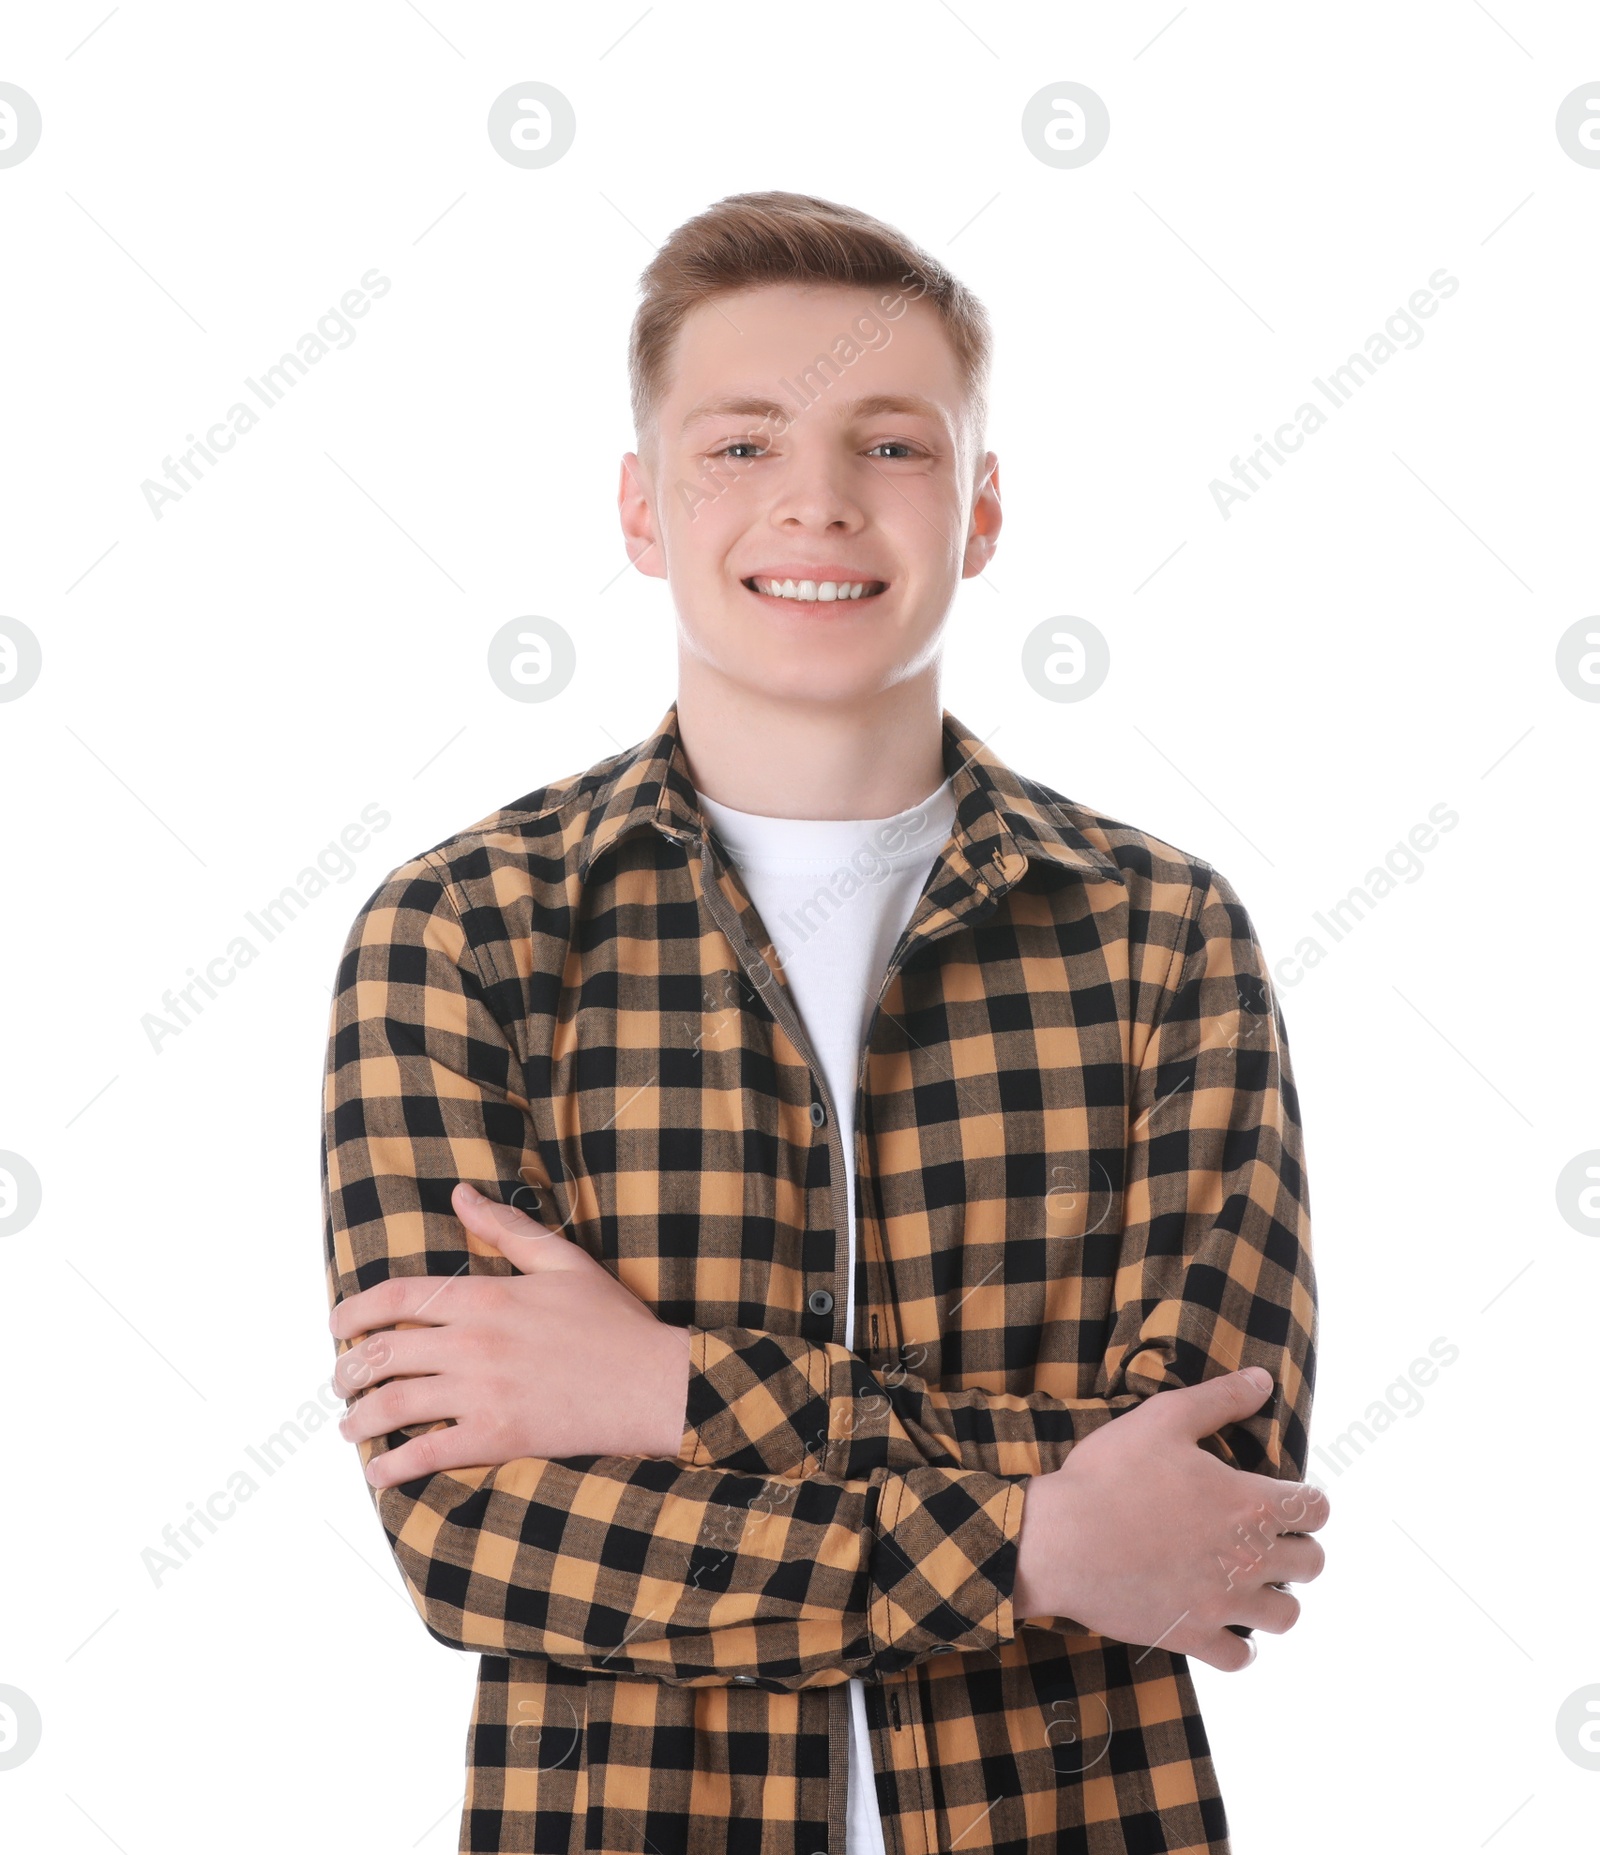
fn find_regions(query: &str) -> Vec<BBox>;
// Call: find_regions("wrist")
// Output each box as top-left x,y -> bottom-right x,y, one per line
652,1324 -> 693,1456
1013,1465 -> 1075,1622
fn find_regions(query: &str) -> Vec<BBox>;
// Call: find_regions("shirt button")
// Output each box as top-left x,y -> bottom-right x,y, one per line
807,1288 -> 835,1317
731,1675 -> 758,1686
810,1101 -> 827,1128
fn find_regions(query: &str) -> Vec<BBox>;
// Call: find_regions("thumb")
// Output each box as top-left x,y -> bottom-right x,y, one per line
1155,1366 -> 1275,1442
452,1181 -> 574,1273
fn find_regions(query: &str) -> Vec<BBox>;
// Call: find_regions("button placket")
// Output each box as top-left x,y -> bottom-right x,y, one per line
694,837 -> 849,1341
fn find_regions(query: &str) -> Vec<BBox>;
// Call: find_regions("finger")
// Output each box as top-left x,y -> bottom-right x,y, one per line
1261,1532 -> 1326,1586
331,1276 -> 461,1340
1148,1368 -> 1275,1444
341,1374 -> 461,1447
1227,1582 -> 1301,1636
364,1421 -> 494,1489
1272,1480 -> 1329,1530
333,1330 -> 403,1396
334,1325 -> 474,1398
1233,1476 -> 1331,1537
335,1343 -> 463,1424
1186,1627 -> 1258,1674
453,1182 -> 577,1274
1271,1480 -> 1331,1534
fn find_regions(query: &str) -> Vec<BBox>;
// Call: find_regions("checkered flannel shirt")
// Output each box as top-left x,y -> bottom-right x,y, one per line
321,699 -> 1318,1855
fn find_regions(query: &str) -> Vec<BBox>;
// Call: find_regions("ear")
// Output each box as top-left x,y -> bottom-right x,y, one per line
618,451 -> 668,582
962,450 -> 1002,578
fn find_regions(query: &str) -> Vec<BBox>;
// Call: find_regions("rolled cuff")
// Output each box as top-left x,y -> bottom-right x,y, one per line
679,1323 -> 885,1479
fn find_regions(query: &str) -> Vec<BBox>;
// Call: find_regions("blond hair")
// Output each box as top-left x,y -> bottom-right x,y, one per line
628,190 -> 990,448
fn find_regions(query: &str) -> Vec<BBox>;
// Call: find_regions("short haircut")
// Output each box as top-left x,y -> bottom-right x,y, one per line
628,189 -> 990,454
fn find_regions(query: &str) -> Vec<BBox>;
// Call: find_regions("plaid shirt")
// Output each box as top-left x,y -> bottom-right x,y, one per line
321,699 -> 1317,1855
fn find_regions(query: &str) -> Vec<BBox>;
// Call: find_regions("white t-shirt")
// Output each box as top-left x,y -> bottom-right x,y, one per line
695,774 -> 959,1855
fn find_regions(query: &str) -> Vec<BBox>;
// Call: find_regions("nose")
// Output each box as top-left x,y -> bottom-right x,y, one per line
766,443 -> 866,534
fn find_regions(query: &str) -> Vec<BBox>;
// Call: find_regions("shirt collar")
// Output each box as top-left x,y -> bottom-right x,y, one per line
576,700 -> 1124,890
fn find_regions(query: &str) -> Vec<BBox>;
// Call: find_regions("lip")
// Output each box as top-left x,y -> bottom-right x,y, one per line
741,565 -> 889,584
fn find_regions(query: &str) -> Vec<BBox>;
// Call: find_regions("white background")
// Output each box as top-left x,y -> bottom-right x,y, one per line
2,3 -> 1597,1849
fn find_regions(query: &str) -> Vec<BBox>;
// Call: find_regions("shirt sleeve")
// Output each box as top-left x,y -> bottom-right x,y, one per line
322,860 -> 1026,1687
677,864 -> 1318,1491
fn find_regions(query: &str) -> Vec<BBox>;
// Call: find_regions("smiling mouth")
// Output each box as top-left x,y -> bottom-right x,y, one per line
741,576 -> 888,604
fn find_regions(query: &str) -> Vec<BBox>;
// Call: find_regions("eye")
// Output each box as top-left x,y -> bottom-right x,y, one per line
865,441 -> 921,459
716,440 -> 767,459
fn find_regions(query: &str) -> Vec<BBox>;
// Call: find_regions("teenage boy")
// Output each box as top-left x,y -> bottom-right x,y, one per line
323,191 -> 1325,1855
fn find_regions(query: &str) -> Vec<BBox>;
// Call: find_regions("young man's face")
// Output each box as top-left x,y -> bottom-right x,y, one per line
619,282 -> 1000,706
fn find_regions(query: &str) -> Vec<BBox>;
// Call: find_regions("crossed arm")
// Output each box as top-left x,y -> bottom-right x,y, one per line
322,858 -> 1317,1685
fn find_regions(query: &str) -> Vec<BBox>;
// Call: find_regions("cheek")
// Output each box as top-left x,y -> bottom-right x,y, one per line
882,488 -> 966,574
663,476 -> 750,568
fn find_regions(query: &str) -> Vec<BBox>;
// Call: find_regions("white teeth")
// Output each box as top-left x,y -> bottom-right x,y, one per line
757,578 -> 877,602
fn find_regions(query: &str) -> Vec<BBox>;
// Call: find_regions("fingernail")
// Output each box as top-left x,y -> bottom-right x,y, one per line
457,1181 -> 482,1202
1241,1366 -> 1272,1391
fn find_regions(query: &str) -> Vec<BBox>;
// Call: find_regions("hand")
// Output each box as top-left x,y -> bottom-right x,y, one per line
330,1182 -> 692,1487
1012,1367 -> 1329,1673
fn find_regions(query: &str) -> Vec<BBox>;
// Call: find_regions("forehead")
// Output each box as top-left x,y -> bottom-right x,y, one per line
662,283 -> 967,422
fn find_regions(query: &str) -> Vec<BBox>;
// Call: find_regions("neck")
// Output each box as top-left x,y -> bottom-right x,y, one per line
674,663 -> 947,821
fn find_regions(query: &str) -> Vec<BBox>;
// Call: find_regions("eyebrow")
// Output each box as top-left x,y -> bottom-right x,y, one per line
678,391 -> 947,430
